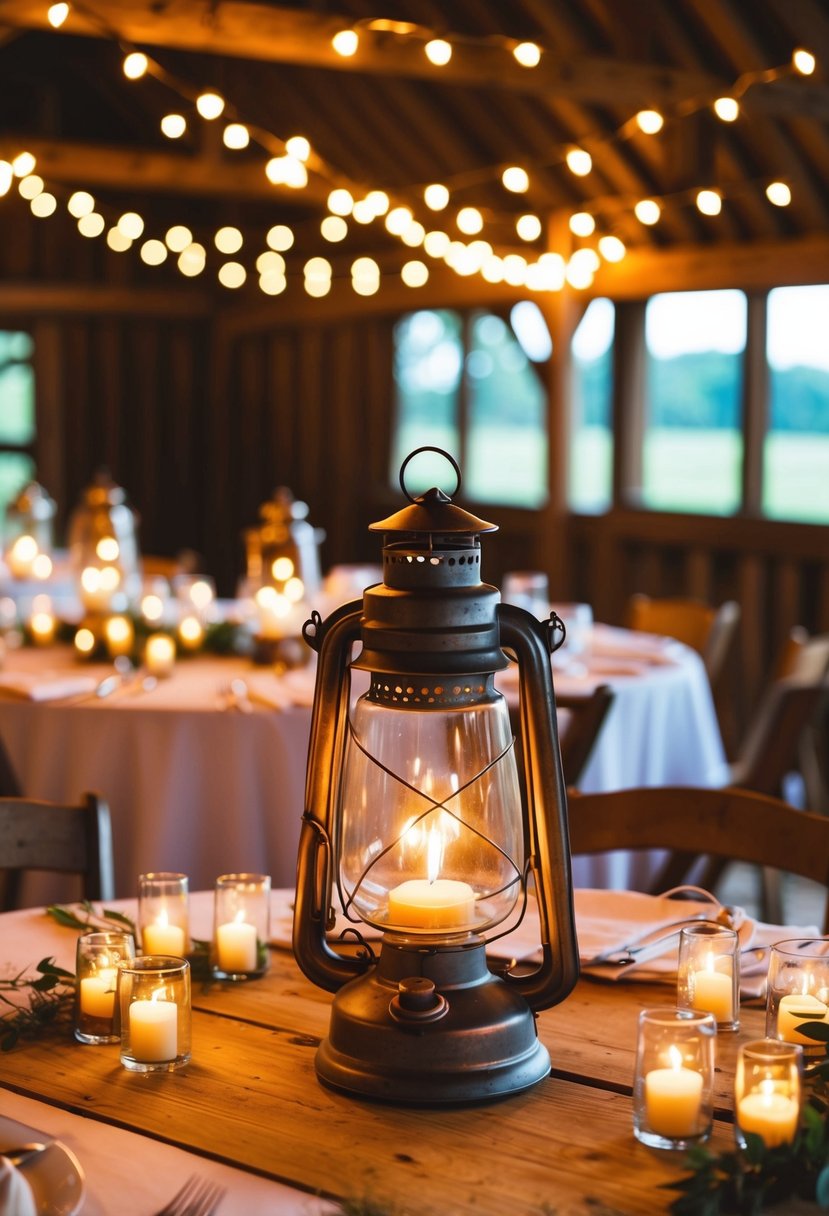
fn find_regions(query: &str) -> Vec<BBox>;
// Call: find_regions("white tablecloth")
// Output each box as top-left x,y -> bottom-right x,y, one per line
0,623 -> 727,902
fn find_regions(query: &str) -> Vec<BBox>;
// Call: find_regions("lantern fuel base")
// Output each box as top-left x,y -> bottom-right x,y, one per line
293,448 -> 579,1104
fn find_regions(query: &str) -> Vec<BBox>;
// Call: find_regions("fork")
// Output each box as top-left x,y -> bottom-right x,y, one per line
153,1175 -> 225,1216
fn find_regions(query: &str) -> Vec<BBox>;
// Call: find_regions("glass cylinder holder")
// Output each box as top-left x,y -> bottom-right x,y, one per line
765,938 -> 829,1052
211,873 -> 271,980
677,922 -> 740,1031
138,872 -> 189,957
74,930 -> 135,1045
118,956 -> 191,1072
734,1038 -> 802,1150
633,1007 -> 716,1150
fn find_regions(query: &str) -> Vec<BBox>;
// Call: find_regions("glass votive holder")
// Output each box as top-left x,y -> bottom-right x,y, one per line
144,632 -> 176,678
677,922 -> 740,1031
138,872 -> 189,957
734,1038 -> 803,1150
117,956 -> 191,1072
74,930 -> 135,1045
765,938 -> 829,1052
211,873 -> 271,981
633,1007 -> 716,1150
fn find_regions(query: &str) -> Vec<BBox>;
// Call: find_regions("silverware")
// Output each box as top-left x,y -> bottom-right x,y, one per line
586,914 -> 727,966
152,1174 -> 225,1216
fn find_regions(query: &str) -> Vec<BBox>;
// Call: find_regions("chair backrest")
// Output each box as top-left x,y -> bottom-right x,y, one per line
566,785 -> 829,932
626,594 -> 740,691
0,791 -> 115,911
776,630 -> 829,683
0,734 -> 21,797
731,679 -> 825,796
556,685 -> 614,787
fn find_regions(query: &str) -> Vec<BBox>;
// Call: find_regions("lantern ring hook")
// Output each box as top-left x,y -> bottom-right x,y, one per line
399,446 -> 461,503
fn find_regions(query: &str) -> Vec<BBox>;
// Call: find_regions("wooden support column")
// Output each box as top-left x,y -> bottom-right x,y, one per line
742,292 -> 768,515
612,301 -> 647,507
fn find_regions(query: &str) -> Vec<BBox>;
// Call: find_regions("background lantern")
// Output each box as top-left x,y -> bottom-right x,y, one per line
2,480 -> 56,580
250,486 -> 325,664
293,448 -> 578,1104
67,470 -> 141,616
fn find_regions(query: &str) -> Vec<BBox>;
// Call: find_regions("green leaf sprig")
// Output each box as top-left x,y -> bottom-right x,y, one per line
0,957 -> 76,1051
668,1019 -> 829,1214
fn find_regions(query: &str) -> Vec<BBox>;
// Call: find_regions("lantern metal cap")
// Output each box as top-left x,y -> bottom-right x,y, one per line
369,487 -> 497,537
7,480 -> 56,520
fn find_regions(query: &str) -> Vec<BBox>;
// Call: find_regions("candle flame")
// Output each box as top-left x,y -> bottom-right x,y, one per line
156,910 -> 169,929
234,910 -> 246,925
150,986 -> 166,1004
668,1045 -> 683,1071
427,826 -> 443,885
759,1078 -> 776,1102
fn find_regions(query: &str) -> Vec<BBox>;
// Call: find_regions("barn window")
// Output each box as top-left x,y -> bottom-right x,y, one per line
569,298 -> 615,513
0,330 -> 36,518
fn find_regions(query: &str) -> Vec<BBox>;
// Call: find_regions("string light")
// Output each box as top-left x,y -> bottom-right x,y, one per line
424,39 -> 452,66
30,193 -> 56,217
285,135 -> 311,161
502,166 -> 529,193
365,190 -> 390,217
0,162 -> 12,196
77,213 -> 104,238
569,211 -> 595,237
513,41 -> 541,68
123,52 -> 148,80
516,214 -> 541,241
18,175 -> 44,200
195,92 -> 225,120
178,243 -> 207,276
106,227 -> 132,252
117,212 -> 144,239
321,216 -> 348,241
165,225 -> 192,252
257,251 -> 285,274
266,224 -> 294,251
215,226 -> 243,254
327,188 -> 354,216
352,199 -> 375,224
401,220 -> 425,246
67,190 -> 95,217
424,183 -> 450,210
218,262 -> 246,288
423,230 -> 450,257
456,206 -> 483,234
161,114 -> 187,139
223,123 -> 250,150
385,206 -> 413,235
634,198 -> 661,225
714,97 -> 739,122
12,152 -> 36,177
332,29 -> 359,57
140,239 -> 167,265
766,180 -> 791,206
566,148 -> 592,177
598,235 -> 626,262
635,109 -> 664,134
46,4 -> 69,28
792,48 -> 816,75
696,188 -> 722,216
401,260 -> 429,286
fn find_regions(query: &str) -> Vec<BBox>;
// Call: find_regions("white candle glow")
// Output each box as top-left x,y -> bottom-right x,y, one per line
216,912 -> 258,973
29,609 -> 56,645
738,1082 -> 799,1148
644,1046 -> 704,1138
80,967 -> 118,1018
104,614 -> 134,658
129,990 -> 177,1062
387,824 -> 475,930
691,953 -> 734,1023
145,632 -> 176,677
7,534 -> 38,579
777,993 -> 828,1044
142,912 -> 186,956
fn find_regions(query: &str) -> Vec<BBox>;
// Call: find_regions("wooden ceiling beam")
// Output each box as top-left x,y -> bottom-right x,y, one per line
0,135 -> 333,202
0,0 -> 774,110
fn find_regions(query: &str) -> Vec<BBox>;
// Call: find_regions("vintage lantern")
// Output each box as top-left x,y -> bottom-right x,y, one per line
67,471 -> 141,616
3,480 -> 56,580
293,448 -> 578,1104
251,487 -> 325,663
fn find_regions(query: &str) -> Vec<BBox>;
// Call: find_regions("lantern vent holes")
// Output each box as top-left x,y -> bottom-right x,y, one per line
367,674 -> 495,708
384,551 -> 480,567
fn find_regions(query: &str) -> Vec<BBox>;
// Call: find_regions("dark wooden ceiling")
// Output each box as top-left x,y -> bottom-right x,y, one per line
1,0 -> 828,299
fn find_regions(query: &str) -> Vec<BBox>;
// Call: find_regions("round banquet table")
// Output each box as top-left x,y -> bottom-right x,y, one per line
0,622 -> 727,903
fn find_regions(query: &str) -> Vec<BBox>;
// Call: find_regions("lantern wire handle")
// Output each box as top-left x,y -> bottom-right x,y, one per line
399,446 -> 461,503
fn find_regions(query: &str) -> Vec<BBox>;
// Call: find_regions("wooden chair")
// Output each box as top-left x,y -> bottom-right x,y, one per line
626,594 -> 740,692
0,792 -> 115,911
0,734 -> 21,797
556,685 -> 615,788
566,785 -> 829,933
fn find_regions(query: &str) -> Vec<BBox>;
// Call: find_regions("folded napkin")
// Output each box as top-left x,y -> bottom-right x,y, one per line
0,1157 -> 37,1216
245,667 -> 317,711
0,672 -> 98,702
590,625 -> 682,666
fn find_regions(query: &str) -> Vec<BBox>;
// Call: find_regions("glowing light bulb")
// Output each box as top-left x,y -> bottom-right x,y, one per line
636,109 -> 664,134
140,239 -> 167,265
177,242 -> 206,276
425,39 -> 452,66
77,213 -> 105,238
117,212 -> 144,240
12,152 -> 36,177
218,262 -> 246,289
106,227 -> 132,251
566,147 -> 592,176
352,199 -> 375,224
223,123 -> 249,149
327,188 -> 354,216
266,224 -> 294,251
256,251 -> 285,274
385,206 -> 413,236
259,272 -> 286,296
18,175 -> 44,200
598,235 -> 626,262
569,211 -> 595,237
47,3 -> 69,28
30,192 -> 56,217
513,41 -> 541,68
424,183 -> 449,210
401,260 -> 429,287
332,29 -> 358,57
161,114 -> 186,139
457,207 -> 483,234
502,166 -> 529,193
766,180 -> 792,206
423,230 -> 450,257
635,198 -> 661,225
196,92 -> 225,120
696,188 -> 722,216
305,256 -> 332,281
714,97 -> 739,122
793,48 -> 816,75
516,214 -> 542,241
123,52 -> 148,80
165,225 -> 192,252
215,226 -> 243,254
67,190 -> 95,217
365,190 -> 389,216
401,220 -> 425,247
0,162 -> 12,197
321,215 -> 348,242
285,135 -> 310,162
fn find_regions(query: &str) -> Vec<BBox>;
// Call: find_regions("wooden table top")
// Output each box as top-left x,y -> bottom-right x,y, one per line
0,942 -> 773,1216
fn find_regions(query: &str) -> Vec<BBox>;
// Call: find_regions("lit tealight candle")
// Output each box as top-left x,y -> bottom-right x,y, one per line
145,633 -> 176,677
129,989 -> 177,1062
777,993 -> 828,1044
738,1080 -> 799,1148
388,878 -> 476,930
142,912 -> 186,956
104,613 -> 134,658
178,613 -> 204,651
29,597 -> 56,646
7,534 -> 38,579
691,952 -> 734,1023
216,911 -> 258,973
80,966 -> 118,1018
644,1045 -> 704,1138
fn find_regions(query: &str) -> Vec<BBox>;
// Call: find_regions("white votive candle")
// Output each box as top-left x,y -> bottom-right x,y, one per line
388,878 -> 475,930
143,918 -> 186,956
777,993 -> 828,1044
216,919 -> 258,973
738,1088 -> 799,1148
691,963 -> 734,1023
645,1054 -> 704,1138
80,967 -> 118,1018
7,534 -> 37,579
145,632 -> 176,677
129,996 -> 177,1062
